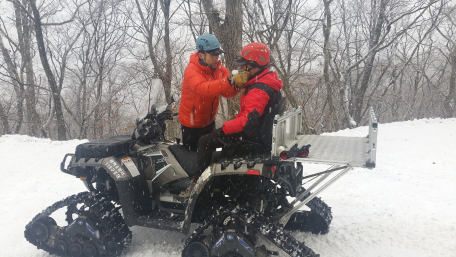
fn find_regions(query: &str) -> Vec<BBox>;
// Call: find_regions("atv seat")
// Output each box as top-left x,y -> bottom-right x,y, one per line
75,135 -> 136,162
168,145 -> 199,178
168,144 -> 222,178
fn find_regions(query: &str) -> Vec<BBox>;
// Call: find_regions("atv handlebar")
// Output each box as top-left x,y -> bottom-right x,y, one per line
157,110 -> 178,121
144,110 -> 178,121
133,110 -> 179,143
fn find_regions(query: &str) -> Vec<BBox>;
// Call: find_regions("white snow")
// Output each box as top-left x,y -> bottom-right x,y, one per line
0,118 -> 455,256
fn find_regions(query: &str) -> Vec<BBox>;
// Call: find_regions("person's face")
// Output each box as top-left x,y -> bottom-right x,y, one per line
199,52 -> 219,69
241,64 -> 260,76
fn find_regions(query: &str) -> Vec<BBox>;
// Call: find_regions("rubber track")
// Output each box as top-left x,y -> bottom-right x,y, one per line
252,217 -> 319,257
183,206 -> 319,257
24,192 -> 131,257
285,196 -> 333,235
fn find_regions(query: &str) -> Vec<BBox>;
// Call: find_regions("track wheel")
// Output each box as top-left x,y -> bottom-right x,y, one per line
54,240 -> 67,254
83,244 -> 97,256
28,222 -> 49,243
101,234 -> 117,254
182,241 -> 210,257
69,243 -> 83,256
25,217 -> 57,244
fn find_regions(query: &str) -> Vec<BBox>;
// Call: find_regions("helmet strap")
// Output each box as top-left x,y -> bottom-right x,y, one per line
245,60 -> 261,72
198,52 -> 218,71
198,53 -> 209,67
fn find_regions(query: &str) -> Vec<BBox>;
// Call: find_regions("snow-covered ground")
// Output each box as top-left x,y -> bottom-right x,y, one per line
0,118 -> 455,257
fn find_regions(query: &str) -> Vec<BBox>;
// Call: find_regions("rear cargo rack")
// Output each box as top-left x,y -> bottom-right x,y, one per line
272,107 -> 378,226
272,107 -> 377,168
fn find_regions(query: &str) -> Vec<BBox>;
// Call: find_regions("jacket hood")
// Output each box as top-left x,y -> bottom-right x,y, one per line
244,68 -> 283,91
189,52 -> 221,74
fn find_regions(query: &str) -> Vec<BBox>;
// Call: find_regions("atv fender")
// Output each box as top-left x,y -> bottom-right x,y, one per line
66,155 -> 153,225
67,156 -> 134,181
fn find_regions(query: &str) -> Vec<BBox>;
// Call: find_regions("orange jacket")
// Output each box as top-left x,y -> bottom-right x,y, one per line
179,52 -> 239,128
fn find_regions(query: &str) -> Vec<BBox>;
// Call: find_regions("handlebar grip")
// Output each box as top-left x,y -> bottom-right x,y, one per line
167,113 -> 179,120
60,153 -> 74,175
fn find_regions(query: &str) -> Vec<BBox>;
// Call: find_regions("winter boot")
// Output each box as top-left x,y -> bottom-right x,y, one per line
177,180 -> 195,201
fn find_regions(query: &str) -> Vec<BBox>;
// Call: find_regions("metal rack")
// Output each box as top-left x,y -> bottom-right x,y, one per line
271,107 -> 379,226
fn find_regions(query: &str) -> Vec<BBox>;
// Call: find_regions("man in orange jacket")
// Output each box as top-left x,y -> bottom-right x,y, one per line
179,34 -> 249,151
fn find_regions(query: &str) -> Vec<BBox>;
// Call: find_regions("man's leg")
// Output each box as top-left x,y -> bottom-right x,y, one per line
195,130 -> 243,179
181,121 -> 215,151
194,131 -> 225,179
181,125 -> 197,151
178,128 -> 221,200
179,130 -> 241,200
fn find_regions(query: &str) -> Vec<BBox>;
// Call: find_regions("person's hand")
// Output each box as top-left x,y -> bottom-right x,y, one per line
214,127 -> 225,137
228,71 -> 249,88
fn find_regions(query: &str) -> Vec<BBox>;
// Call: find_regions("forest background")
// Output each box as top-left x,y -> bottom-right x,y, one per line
0,0 -> 454,141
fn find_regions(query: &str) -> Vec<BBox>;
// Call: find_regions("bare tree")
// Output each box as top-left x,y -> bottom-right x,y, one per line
200,0 -> 243,119
0,31 -> 24,134
28,0 -> 68,140
321,0 -> 340,130
14,1 -> 42,136
182,0 -> 209,41
0,99 -> 12,134
326,0 -> 444,128
1,1 -> 42,136
133,0 -> 179,104
436,3 -> 456,117
243,0 -> 317,132
1,0 -> 453,140
58,0 -> 130,139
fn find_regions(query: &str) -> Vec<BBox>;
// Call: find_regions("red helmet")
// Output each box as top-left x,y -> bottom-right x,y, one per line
234,42 -> 270,66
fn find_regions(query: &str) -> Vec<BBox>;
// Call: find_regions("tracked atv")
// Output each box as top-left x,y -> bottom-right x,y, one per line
24,96 -> 378,257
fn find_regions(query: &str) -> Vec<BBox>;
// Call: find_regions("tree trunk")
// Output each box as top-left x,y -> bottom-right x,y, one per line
15,1 -> 42,137
0,33 -> 24,134
0,100 -> 11,134
160,0 -> 178,141
29,0 -> 67,140
338,0 -> 357,128
352,0 -> 387,124
201,0 -> 243,120
444,46 -> 456,117
160,0 -> 173,104
322,0 -> 339,131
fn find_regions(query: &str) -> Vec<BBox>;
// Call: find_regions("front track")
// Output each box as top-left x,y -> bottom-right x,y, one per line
24,192 -> 131,257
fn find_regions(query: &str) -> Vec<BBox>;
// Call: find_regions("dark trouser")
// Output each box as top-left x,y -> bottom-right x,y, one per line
181,121 -> 215,151
194,130 -> 243,179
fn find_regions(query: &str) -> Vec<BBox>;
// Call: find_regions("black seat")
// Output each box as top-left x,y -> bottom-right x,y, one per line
168,145 -> 199,178
168,144 -> 223,193
75,135 -> 136,161
168,144 -> 222,178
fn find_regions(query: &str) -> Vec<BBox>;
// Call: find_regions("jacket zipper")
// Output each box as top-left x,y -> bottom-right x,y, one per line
209,72 -> 217,123
210,96 -> 216,122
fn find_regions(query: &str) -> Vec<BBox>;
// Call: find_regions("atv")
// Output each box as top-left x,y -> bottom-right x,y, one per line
24,95 -> 378,257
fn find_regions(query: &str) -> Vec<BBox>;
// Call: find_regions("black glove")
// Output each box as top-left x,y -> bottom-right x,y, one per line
214,127 -> 225,137
282,144 -> 311,159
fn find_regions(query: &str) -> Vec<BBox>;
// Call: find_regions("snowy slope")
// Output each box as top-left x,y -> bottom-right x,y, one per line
0,118 -> 455,257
